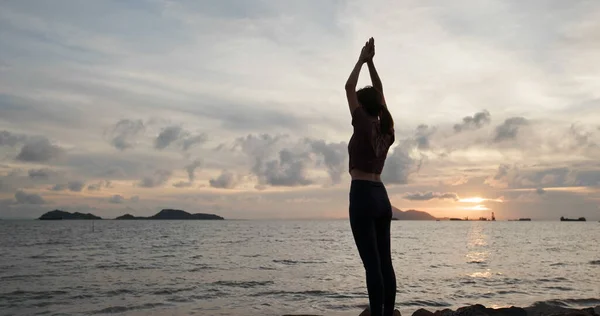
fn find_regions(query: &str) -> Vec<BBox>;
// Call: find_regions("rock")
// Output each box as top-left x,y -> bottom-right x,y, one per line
582,308 -> 598,316
486,306 -> 527,316
525,302 -> 576,316
454,304 -> 488,316
434,308 -> 456,316
413,309 -> 434,316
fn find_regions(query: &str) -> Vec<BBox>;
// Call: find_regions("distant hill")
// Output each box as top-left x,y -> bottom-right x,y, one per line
392,207 -> 436,220
115,209 -> 224,220
39,210 -> 102,220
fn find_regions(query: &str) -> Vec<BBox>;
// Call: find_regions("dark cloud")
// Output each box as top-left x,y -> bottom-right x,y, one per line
68,181 -> 85,192
232,133 -> 312,187
138,169 -> 172,188
182,133 -> 208,151
154,126 -> 207,151
108,194 -> 125,204
108,119 -> 145,151
28,168 -> 52,180
255,149 -> 312,187
173,181 -> 192,188
87,180 -> 111,191
306,139 -> 347,184
209,170 -> 238,189
14,190 -> 46,204
0,130 -> 27,146
50,184 -> 68,191
185,159 -> 202,182
493,117 -> 528,142
415,124 -> 436,150
382,141 -> 423,185
454,110 -> 491,132
154,126 -> 184,150
403,191 -> 460,201
16,138 -> 65,162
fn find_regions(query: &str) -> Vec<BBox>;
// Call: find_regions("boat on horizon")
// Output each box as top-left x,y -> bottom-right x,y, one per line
560,216 -> 586,222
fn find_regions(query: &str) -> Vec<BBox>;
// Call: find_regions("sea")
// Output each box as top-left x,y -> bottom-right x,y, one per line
0,220 -> 599,316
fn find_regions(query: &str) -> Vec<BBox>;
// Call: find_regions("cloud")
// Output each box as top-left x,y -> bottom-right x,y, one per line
232,133 -> 314,187
107,119 -> 145,151
403,191 -> 460,201
182,133 -> 208,151
493,117 -> 529,142
415,124 -> 436,150
454,110 -> 491,132
67,181 -> 85,192
138,169 -> 172,188
50,184 -> 68,191
185,159 -> 202,182
154,125 -> 184,150
14,190 -> 46,204
49,181 -> 86,192
255,149 -> 312,187
209,170 -> 238,189
306,139 -> 347,184
87,180 -> 111,191
108,194 -> 125,204
173,181 -> 192,188
28,168 -> 52,180
16,138 -> 65,162
0,130 -> 27,146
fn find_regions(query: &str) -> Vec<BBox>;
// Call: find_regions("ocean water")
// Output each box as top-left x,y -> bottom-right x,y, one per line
0,220 -> 599,316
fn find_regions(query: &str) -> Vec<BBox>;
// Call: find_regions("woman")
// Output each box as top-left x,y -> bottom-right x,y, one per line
345,37 -> 398,316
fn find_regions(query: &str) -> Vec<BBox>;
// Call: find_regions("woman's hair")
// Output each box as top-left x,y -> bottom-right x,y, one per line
356,86 -> 394,134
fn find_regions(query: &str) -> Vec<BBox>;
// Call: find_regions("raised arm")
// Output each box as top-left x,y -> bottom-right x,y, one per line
366,38 -> 386,105
345,41 -> 373,114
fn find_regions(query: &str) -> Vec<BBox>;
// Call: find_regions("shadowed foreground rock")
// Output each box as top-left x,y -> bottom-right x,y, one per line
282,303 -> 600,316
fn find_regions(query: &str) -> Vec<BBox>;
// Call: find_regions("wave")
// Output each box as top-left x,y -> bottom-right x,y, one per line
400,300 -> 452,307
90,302 -> 170,314
151,286 -> 197,295
589,260 -> 600,265
212,280 -> 274,288
537,277 -> 569,283
250,289 -> 354,299
272,259 -> 326,265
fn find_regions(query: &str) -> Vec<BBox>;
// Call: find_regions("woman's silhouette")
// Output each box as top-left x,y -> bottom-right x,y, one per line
345,37 -> 399,316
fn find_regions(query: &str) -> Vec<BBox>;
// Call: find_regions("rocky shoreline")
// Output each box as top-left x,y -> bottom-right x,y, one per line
284,302 -> 600,316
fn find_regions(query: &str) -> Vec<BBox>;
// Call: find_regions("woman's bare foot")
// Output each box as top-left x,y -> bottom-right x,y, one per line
393,309 -> 402,316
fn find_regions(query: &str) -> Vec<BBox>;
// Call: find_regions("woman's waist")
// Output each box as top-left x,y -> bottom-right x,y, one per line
350,168 -> 382,182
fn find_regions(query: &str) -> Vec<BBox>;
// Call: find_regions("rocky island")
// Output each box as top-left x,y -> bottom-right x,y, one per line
115,209 -> 224,220
392,207 -> 436,220
39,210 -> 102,220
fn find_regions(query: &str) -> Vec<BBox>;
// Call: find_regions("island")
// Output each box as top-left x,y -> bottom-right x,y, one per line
115,209 -> 224,220
39,210 -> 102,220
392,207 -> 436,220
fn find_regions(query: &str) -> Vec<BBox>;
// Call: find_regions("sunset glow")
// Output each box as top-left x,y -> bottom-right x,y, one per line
459,197 -> 486,203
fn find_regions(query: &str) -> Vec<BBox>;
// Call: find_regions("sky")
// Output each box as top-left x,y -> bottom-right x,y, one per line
1,0 -> 599,220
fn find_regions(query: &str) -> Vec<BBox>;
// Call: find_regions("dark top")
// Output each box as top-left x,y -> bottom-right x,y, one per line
348,106 -> 395,174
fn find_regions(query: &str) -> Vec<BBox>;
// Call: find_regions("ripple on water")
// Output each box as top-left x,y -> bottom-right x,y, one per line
211,280 -> 274,288
90,303 -> 171,314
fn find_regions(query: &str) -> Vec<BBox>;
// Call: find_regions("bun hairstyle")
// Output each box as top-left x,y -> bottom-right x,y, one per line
356,86 -> 394,134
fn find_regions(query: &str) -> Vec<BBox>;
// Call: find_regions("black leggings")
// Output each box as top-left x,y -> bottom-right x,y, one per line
349,180 -> 396,316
